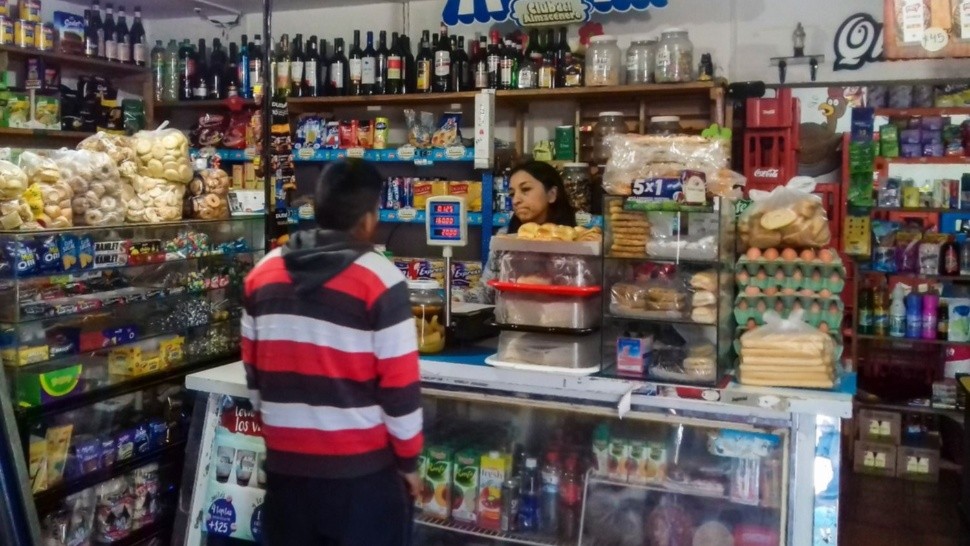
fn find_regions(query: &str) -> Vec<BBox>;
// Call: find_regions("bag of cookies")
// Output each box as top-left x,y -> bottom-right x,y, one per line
740,176 -> 832,250
53,149 -> 127,226
78,132 -> 139,181
123,174 -> 185,223
602,134 -> 730,196
0,160 -> 40,230
132,125 -> 193,184
183,169 -> 230,221
20,151 -> 73,228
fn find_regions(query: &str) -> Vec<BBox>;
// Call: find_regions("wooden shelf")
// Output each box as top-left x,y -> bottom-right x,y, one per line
875,107 -> 970,117
876,156 -> 970,165
856,401 -> 964,422
0,44 -> 149,77
856,334 -> 970,347
0,127 -> 93,147
289,91 -> 476,110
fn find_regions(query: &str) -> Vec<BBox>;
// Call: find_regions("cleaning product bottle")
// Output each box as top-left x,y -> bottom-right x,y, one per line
922,290 -> 940,340
892,284 -> 912,338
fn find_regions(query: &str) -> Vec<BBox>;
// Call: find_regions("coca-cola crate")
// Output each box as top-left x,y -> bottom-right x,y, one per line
746,88 -> 797,129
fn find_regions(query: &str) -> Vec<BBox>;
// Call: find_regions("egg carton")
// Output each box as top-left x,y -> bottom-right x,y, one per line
736,269 -> 845,294
734,294 -> 844,332
736,251 -> 845,277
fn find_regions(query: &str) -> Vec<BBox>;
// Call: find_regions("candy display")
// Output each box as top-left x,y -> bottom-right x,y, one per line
738,311 -> 837,388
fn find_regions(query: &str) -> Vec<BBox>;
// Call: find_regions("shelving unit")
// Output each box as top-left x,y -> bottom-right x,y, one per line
415,515 -> 567,546
0,45 -> 151,77
293,146 -> 475,164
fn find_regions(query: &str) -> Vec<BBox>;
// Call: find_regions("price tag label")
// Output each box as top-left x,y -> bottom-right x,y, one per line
397,145 -> 416,161
296,147 -> 315,160
347,147 -> 365,159
575,211 -> 592,227
397,207 -> 418,222
244,147 -> 257,160
445,145 -> 467,160
922,27 -> 949,52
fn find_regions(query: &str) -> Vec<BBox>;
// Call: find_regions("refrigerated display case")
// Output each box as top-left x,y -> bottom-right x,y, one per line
176,358 -> 851,546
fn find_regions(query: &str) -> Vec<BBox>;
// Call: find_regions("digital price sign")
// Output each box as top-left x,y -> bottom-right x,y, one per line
425,196 -> 467,247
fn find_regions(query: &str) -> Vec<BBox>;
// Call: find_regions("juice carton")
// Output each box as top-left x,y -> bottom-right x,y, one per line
477,450 -> 510,530
424,445 -> 455,519
608,437 -> 630,482
452,448 -> 481,525
414,450 -> 429,511
645,441 -> 669,483
591,423 -> 610,477
628,439 -> 648,484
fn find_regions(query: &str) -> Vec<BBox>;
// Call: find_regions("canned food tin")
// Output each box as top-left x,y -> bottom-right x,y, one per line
34,22 -> 52,51
0,16 -> 12,45
19,0 -> 40,23
14,19 -> 34,48
374,117 -> 389,150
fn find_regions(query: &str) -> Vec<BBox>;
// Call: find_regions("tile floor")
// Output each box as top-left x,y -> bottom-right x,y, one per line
840,469 -> 968,546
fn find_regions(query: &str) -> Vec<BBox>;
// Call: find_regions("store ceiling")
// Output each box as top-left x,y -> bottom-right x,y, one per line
60,0 -> 404,18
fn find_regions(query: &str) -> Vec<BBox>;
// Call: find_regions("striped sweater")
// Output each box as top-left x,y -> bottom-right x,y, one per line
241,229 -> 423,479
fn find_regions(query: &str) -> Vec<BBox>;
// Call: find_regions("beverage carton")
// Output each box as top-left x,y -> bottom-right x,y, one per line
477,450 -> 510,530
424,445 -> 455,519
452,448 -> 481,525
608,437 -> 630,482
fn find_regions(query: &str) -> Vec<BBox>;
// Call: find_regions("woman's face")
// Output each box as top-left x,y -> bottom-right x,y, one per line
510,170 -> 557,225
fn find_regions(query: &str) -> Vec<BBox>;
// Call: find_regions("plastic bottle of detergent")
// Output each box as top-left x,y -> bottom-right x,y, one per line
889,284 -> 908,338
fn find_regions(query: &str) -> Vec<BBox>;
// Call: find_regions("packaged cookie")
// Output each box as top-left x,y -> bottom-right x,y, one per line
53,149 -> 127,226
132,126 -> 193,184
123,175 -> 185,223
0,159 -> 28,200
183,169 -> 230,220
77,132 -> 139,180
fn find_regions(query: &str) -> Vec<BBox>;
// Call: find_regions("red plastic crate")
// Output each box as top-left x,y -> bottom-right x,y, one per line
746,88 -> 797,129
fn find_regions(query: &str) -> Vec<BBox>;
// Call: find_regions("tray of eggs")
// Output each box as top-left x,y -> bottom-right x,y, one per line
735,289 -> 844,333
736,248 -> 846,294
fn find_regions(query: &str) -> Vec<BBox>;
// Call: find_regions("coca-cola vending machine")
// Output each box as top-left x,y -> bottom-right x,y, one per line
744,88 -> 800,193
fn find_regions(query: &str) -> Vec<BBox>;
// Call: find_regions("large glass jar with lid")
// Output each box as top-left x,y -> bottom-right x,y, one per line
409,280 -> 445,354
561,163 -> 592,212
654,29 -> 694,83
626,39 -> 656,84
593,112 -> 627,164
585,35 -> 622,86
648,115 -> 682,135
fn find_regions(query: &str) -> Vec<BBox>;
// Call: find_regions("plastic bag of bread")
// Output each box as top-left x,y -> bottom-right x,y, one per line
740,176 -> 832,250
20,152 -> 74,228
0,196 -> 38,229
183,169 -> 230,220
739,310 -> 836,388
53,149 -> 127,226
132,125 -> 193,184
0,159 -> 28,200
78,132 -> 139,180
123,174 -> 185,223
602,134 -> 729,196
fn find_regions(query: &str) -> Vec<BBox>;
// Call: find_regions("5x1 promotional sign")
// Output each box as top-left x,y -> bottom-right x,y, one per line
442,0 -> 667,27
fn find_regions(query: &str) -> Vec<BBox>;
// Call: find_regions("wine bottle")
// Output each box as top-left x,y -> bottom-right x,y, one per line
348,30 -> 364,96
386,32 -> 403,95
329,37 -> 349,96
433,23 -> 451,93
415,30 -> 432,93
115,5 -> 130,64
375,30 -> 389,95
103,3 -> 116,62
130,5 -> 146,66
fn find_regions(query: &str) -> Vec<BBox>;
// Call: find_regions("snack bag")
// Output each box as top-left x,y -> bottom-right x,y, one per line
53,149 -> 127,226
739,176 -> 832,250
77,131 -> 139,180
20,151 -> 73,228
183,169 -> 230,220
131,123 -> 193,184
0,159 -> 39,230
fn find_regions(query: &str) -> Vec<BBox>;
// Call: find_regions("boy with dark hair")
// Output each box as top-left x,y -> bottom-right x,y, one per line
241,159 -> 422,545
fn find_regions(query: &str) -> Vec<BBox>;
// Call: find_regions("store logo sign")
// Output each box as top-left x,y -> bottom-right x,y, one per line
510,0 -> 589,26
442,0 -> 667,27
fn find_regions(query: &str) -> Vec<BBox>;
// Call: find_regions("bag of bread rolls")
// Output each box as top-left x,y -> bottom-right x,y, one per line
183,169 -> 230,221
601,134 -> 730,196
20,151 -> 73,228
740,176 -> 832,250
78,132 -> 139,181
132,124 -> 194,185
53,149 -> 127,226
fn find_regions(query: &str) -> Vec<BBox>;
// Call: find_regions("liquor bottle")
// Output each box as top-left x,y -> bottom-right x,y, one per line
472,35 -> 488,89
524,29 -> 541,66
555,27 -> 571,87
115,6 -> 130,64
151,39 -> 165,101
401,34 -> 415,94
239,34 -> 250,98
486,31 -> 501,89
209,38 -> 227,99
318,39 -> 330,96
499,38 -> 515,90
361,31 -> 376,95
130,6 -> 146,65
178,39 -> 196,101
451,36 -> 469,92
938,300 -> 950,340
304,36 -> 320,97
226,42 -> 240,97
274,34 -> 291,98
433,23 -> 451,93
194,39 -> 209,100
103,3 -> 116,62
562,51 -> 583,87
538,29 -> 556,88
872,286 -> 888,337
386,32 -> 403,95
415,31 -> 432,93
163,38 -> 178,101
329,38 -> 348,96
249,34 -> 264,99
84,9 -> 98,58
348,30 -> 364,96
374,30 -> 389,95
290,34 -> 305,97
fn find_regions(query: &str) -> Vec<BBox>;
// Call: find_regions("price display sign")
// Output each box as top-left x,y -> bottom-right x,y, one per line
425,196 -> 468,247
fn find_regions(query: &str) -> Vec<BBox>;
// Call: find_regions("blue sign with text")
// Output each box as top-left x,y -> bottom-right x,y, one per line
442,0 -> 667,27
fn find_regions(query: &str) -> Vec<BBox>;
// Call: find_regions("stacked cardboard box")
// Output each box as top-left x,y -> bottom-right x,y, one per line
853,409 -> 940,482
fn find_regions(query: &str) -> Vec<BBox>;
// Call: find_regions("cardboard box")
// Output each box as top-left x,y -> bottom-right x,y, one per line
857,409 -> 901,444
853,440 -> 897,477
896,437 -> 941,483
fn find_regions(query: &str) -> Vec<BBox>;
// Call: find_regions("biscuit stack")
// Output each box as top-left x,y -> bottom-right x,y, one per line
607,201 -> 651,257
739,326 -> 835,388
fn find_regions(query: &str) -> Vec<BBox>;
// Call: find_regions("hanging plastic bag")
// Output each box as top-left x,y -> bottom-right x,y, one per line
739,176 -> 832,250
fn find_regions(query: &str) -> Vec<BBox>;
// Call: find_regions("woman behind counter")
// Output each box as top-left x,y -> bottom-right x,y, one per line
476,161 -> 577,304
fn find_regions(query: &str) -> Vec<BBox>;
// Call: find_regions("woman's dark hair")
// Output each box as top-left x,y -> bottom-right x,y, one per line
314,159 -> 383,231
507,161 -> 576,234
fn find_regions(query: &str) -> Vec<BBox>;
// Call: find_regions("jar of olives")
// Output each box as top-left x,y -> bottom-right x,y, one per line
409,280 -> 445,354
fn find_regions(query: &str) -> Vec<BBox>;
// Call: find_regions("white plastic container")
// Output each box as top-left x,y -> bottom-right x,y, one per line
495,291 -> 602,329
496,331 -> 600,368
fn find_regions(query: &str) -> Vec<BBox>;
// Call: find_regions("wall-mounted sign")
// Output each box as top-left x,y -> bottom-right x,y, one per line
833,13 -> 884,70
883,0 -> 970,60
442,0 -> 667,27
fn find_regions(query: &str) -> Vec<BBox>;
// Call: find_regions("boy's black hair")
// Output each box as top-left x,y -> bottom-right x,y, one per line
314,159 -> 383,231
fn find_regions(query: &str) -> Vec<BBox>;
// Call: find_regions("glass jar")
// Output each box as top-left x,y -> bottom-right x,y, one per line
585,35 -> 622,86
626,39 -> 656,84
654,29 -> 694,83
593,112 -> 627,164
561,163 -> 592,212
648,115 -> 682,135
409,280 -> 445,354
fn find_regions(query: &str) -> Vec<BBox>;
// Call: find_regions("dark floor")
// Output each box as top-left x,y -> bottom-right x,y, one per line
841,469 -> 968,546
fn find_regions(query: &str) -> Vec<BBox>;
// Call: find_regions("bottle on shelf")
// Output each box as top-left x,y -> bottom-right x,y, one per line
486,30 -> 501,89
375,30 -> 389,95
318,38 -> 330,96
524,28 -> 541,67
178,39 -> 196,101
328,37 -> 348,96
558,455 -> 581,540
401,33 -> 415,94
891,284 -> 908,338
85,5 -> 100,58
451,35 -> 469,92
539,451 -> 560,535
239,34 -> 250,98
151,39 -> 165,101
361,31 -> 377,95
249,34 -> 264,99
857,284 -> 873,335
209,38 -> 227,99
922,291 -> 939,340
472,35 -> 488,90
517,33 -> 537,90
562,50 -> 584,87
386,32 -> 403,95
872,285 -> 888,337
274,34 -> 291,98
517,457 -> 540,532
115,5 -> 130,64
499,37 -> 515,90
305,35 -> 321,97
538,29 -> 556,89
194,38 -> 209,100
433,23 -> 451,93
163,38 -> 178,101
555,27 -> 570,87
226,41 -> 240,97
941,236 -> 960,275
415,30 -> 432,93
938,300 -> 950,340
348,30 -> 364,96
130,5 -> 146,66
961,235 -> 970,276
290,34 -> 305,97
103,2 -> 116,62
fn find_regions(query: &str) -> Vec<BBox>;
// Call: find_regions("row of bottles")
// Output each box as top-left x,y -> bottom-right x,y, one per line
83,1 -> 147,65
859,284 -> 949,341
151,36 -> 264,102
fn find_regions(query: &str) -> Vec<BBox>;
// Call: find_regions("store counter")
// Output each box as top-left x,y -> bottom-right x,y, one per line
175,352 -> 850,546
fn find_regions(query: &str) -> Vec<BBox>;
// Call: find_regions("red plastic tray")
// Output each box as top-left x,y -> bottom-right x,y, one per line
487,280 -> 602,296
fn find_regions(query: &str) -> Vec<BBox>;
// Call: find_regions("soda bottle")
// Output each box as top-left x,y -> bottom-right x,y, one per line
539,451 -> 560,535
559,455 -> 582,540
857,284 -> 873,335
150,39 -> 165,101
872,285 -> 888,337
518,457 -> 540,532
163,39 -> 179,101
